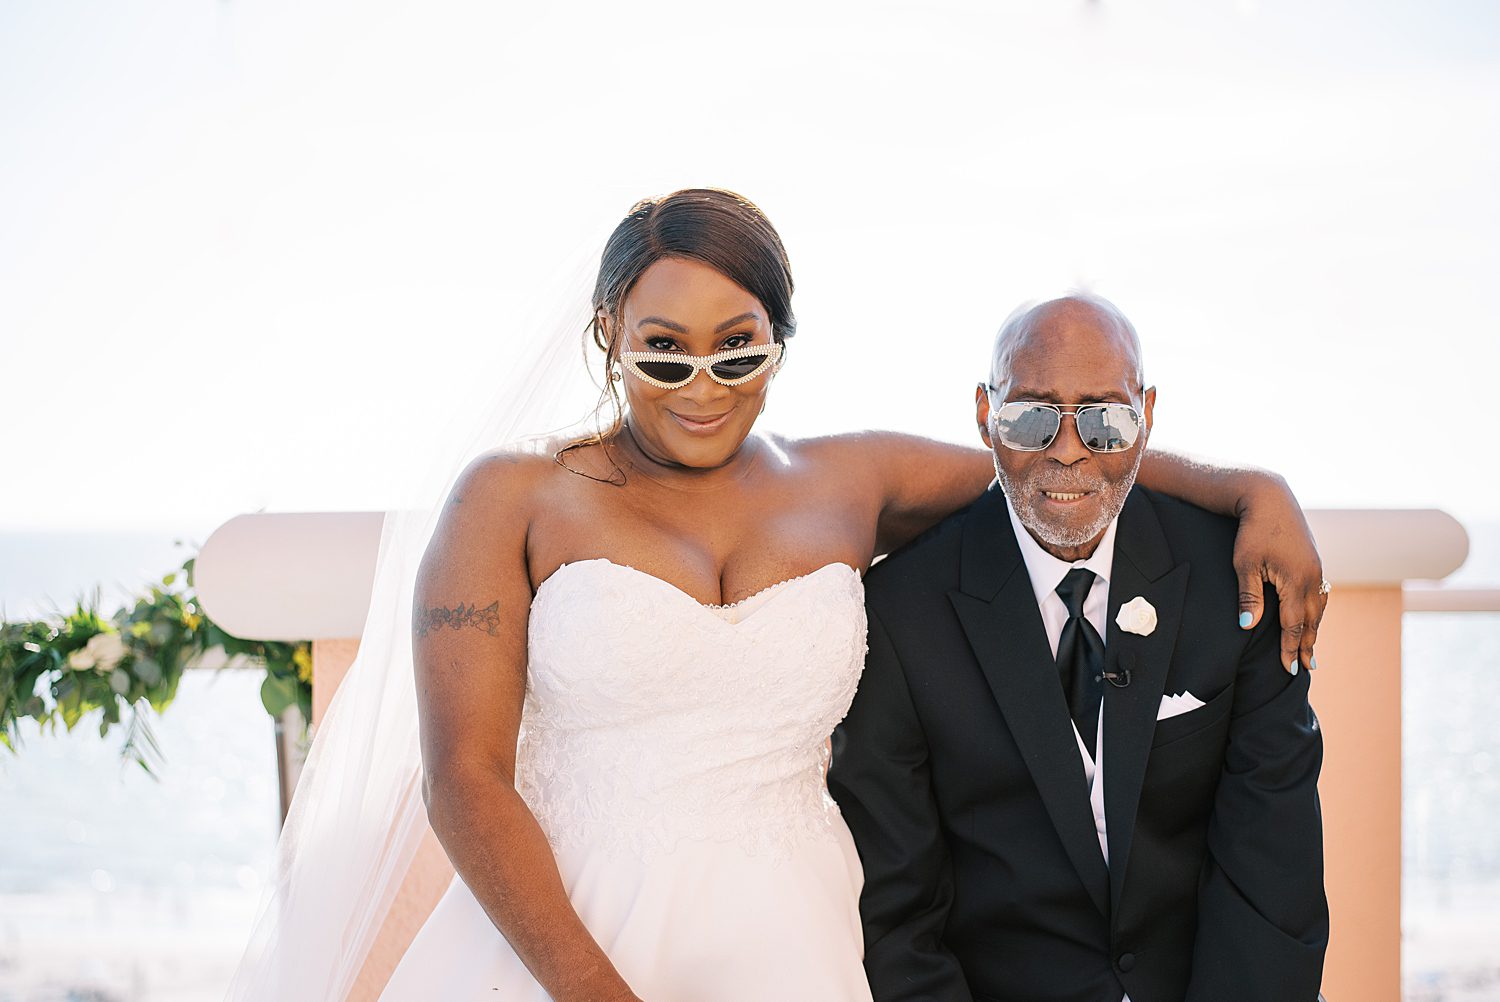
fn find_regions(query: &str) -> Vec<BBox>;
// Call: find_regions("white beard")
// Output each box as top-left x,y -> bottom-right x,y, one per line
995,454 -> 1142,552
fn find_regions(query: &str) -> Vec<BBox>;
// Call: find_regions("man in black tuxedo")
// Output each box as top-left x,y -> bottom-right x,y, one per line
828,295 -> 1328,1002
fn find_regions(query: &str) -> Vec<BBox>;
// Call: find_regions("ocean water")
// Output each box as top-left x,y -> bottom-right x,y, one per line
0,670 -> 278,1001
1403,613 -> 1500,1001
0,531 -> 213,622
0,533 -> 1497,1000
0,533 -> 277,1001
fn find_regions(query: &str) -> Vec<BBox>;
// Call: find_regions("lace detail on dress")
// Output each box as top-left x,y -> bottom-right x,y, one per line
515,560 -> 866,862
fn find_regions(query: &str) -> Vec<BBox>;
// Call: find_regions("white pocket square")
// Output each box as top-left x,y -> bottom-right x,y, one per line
1157,691 -> 1206,721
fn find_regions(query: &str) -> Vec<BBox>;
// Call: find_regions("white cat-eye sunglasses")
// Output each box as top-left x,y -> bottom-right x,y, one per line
617,343 -> 783,390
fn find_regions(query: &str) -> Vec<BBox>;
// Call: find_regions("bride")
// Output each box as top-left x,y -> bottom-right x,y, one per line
231,188 -> 1327,1001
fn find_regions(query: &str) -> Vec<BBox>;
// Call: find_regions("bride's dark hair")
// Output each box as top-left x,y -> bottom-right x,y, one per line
558,188 -> 796,480
593,188 -> 796,345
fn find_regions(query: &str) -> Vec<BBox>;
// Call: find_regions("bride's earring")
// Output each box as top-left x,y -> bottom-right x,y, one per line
610,365 -> 622,383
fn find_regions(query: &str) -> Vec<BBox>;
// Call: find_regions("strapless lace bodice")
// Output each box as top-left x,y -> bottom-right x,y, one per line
516,559 -> 867,860
385,559 -> 875,1000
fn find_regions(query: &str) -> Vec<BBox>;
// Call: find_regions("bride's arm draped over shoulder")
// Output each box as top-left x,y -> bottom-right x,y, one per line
413,451 -> 643,1002
839,434 -> 1326,669
1134,451 -> 1327,672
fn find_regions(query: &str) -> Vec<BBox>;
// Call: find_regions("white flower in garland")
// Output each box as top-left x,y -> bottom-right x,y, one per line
84,631 -> 128,673
67,647 -> 96,670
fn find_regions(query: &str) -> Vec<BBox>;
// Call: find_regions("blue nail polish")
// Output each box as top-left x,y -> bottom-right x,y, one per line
1309,655 -> 1318,670
1289,660 -> 1299,675
1238,611 -> 1253,629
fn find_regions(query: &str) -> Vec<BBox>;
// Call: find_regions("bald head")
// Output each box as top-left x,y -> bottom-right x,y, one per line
989,293 -> 1144,395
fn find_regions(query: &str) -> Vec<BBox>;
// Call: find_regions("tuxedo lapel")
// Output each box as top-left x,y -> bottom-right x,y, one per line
1102,489 -> 1191,908
947,486 -> 1112,918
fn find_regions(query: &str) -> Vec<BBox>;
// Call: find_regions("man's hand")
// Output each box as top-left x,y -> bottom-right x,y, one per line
1233,474 -> 1328,673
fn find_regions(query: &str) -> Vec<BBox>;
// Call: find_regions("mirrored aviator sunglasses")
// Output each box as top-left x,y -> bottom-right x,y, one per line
991,399 -> 1144,453
619,342 -> 783,390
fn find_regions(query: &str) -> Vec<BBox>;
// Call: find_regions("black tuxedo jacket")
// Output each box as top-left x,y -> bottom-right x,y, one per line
828,484 -> 1328,1002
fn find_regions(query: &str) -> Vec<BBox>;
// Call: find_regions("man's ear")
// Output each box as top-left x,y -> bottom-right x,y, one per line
1141,385 -> 1157,441
975,383 -> 995,449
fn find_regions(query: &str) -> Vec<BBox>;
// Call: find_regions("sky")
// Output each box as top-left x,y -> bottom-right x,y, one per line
2,1 -> 1498,550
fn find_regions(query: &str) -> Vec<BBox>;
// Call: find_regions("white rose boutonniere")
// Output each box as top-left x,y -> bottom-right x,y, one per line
1116,596 -> 1158,637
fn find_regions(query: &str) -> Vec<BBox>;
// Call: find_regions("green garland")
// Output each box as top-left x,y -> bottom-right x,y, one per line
0,555 -> 312,773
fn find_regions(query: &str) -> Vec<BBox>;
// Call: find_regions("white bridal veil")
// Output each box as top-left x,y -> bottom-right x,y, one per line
225,241 -> 607,1001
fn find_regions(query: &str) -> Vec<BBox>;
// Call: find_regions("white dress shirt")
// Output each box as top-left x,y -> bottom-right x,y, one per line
1008,492 -> 1116,864
1005,498 -> 1130,1000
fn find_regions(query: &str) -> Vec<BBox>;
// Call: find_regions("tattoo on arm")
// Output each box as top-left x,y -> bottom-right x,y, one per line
416,601 -> 503,638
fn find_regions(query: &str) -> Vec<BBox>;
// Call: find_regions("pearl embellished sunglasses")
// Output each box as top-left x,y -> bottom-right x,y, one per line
619,342 -> 783,390
984,388 -> 1145,454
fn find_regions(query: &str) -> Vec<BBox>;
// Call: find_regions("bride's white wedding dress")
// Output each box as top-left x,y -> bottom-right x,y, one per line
380,558 -> 874,1001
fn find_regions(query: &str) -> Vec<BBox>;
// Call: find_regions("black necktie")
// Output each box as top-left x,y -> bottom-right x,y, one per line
1055,567 -> 1104,758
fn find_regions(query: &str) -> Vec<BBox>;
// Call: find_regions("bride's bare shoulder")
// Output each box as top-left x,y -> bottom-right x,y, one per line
444,444 -> 552,517
774,431 -> 992,523
451,435 -> 619,510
